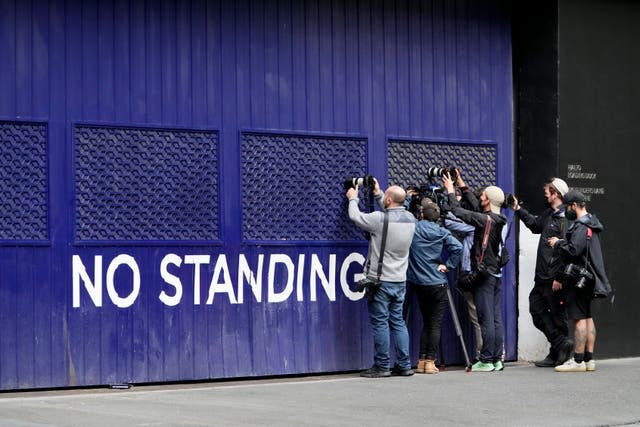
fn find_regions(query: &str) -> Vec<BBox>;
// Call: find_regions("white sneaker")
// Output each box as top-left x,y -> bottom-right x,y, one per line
585,360 -> 596,372
555,358 -> 586,372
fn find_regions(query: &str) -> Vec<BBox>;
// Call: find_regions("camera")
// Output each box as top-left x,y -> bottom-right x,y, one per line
564,263 -> 594,289
406,183 -> 447,219
503,193 -> 517,208
355,277 -> 380,293
344,175 -> 376,191
427,166 -> 458,181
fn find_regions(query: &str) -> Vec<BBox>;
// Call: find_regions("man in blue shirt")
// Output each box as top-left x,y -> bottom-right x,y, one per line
406,199 -> 463,374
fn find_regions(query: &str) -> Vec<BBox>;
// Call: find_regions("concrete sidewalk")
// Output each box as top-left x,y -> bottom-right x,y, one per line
0,358 -> 639,427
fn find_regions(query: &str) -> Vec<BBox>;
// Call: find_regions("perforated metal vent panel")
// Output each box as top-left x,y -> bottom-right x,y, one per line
0,121 -> 48,240
241,132 -> 368,241
74,125 -> 219,241
388,140 -> 497,189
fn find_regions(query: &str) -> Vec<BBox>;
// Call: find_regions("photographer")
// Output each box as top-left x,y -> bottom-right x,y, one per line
346,180 -> 416,378
443,173 -> 507,372
510,178 -> 573,367
548,190 -> 611,372
406,199 -> 463,374
442,170 -> 484,361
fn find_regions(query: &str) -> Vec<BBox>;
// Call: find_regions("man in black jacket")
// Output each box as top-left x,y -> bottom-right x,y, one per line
549,190 -> 611,372
511,178 -> 573,367
443,174 -> 506,372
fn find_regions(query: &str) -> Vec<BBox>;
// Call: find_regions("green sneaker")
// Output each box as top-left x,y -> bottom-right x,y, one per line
493,360 -> 504,371
471,361 -> 495,372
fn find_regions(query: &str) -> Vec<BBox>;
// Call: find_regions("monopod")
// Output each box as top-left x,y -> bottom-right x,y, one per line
446,286 -> 472,372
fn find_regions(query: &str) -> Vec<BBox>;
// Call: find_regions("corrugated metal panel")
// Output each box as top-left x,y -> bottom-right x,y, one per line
0,0 -> 513,389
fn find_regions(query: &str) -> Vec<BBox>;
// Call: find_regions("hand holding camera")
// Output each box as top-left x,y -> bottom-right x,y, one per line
344,175 -> 381,196
442,171 -> 455,194
505,193 -> 519,210
345,185 -> 359,199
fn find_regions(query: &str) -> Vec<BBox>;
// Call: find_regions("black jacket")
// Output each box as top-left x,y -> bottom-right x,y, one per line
556,213 -> 611,298
517,206 -> 567,282
448,194 -> 506,275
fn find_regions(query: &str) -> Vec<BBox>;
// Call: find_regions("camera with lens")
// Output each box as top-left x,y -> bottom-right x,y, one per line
563,263 -> 594,289
503,193 -> 517,208
427,166 -> 458,181
406,183 -> 447,219
343,175 -> 376,191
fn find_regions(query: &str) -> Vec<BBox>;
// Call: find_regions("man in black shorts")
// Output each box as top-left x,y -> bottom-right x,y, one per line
548,190 -> 611,372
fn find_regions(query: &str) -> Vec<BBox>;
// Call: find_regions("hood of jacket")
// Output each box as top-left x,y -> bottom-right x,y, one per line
576,213 -> 604,232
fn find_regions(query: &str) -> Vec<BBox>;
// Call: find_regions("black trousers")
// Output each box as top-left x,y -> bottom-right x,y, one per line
411,283 -> 448,360
529,281 -> 570,355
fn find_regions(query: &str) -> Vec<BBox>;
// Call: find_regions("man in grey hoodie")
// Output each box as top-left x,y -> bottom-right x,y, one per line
347,180 -> 416,378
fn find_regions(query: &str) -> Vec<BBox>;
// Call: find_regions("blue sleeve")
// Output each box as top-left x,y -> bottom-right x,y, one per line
445,216 -> 475,234
403,195 -> 411,211
444,232 -> 463,269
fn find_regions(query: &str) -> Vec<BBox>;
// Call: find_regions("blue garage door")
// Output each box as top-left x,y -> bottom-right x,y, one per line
0,0 -> 513,389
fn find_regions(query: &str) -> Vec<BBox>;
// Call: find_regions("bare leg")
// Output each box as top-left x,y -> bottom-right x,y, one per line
586,318 -> 596,353
573,319 -> 588,353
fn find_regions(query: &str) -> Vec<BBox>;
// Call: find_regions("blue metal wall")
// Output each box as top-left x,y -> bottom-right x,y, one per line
0,0 -> 513,389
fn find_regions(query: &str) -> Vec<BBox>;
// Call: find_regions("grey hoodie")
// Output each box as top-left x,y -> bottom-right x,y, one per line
348,198 -> 416,283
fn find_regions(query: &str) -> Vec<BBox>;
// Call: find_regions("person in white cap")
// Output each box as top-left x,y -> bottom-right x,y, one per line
509,178 -> 573,367
443,174 -> 507,372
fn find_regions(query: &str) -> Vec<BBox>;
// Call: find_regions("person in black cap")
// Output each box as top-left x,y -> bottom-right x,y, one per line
548,190 -> 611,372
509,178 -> 573,367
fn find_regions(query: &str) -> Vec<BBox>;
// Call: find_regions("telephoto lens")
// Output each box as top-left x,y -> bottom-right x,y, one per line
343,175 -> 375,190
427,167 -> 444,178
426,166 -> 457,179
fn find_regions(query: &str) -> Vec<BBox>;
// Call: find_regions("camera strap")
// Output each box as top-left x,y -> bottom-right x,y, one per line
583,227 -> 593,268
364,210 -> 389,281
478,215 -> 492,265
376,211 -> 390,281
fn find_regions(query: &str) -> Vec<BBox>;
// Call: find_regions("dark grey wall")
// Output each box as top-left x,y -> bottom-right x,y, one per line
558,0 -> 640,357
513,1 -> 559,214
514,0 -> 640,358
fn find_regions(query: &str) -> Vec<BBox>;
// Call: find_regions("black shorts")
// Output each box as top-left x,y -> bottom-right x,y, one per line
565,283 -> 592,320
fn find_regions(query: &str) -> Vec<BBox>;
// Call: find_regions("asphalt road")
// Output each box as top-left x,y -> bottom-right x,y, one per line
0,358 -> 639,427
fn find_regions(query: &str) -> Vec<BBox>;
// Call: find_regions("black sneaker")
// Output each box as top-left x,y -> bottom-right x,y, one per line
391,364 -> 415,376
555,340 -> 574,366
360,366 -> 391,378
534,353 -> 556,368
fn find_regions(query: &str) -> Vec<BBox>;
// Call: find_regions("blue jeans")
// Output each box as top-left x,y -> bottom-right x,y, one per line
473,274 -> 504,363
367,281 -> 411,370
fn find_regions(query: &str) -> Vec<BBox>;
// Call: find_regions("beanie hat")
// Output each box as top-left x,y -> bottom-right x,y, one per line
420,199 -> 440,221
550,178 -> 569,198
484,186 -> 505,214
